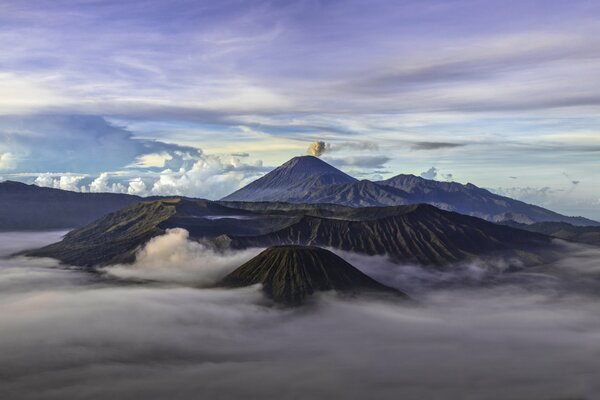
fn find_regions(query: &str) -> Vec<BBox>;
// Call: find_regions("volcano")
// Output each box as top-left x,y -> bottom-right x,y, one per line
218,245 -> 403,305
221,156 -> 357,202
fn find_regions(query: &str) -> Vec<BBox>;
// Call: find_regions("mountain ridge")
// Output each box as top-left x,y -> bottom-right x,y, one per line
217,203 -> 555,267
26,198 -> 555,268
0,180 -> 142,230
221,158 -> 599,226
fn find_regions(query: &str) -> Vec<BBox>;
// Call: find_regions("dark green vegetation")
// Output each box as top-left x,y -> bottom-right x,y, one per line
28,198 -> 555,268
0,180 -> 140,230
502,221 -> 600,247
222,156 -> 598,226
220,204 -> 554,267
219,245 -> 403,305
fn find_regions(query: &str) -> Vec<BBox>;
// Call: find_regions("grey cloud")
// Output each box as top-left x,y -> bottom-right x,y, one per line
420,166 -> 438,180
334,141 -> 379,151
325,155 -> 391,169
231,152 -> 250,157
411,141 -> 465,150
0,115 -> 204,174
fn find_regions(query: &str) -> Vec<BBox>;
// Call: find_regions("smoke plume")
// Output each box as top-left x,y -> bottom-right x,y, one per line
103,228 -> 262,285
307,141 -> 329,157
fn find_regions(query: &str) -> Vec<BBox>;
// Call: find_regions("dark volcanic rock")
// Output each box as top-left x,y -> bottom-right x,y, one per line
221,204 -> 555,267
25,198 -> 291,267
219,245 -> 403,305
221,156 -> 357,202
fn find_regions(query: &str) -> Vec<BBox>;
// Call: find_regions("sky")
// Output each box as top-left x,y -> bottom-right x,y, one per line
0,0 -> 599,219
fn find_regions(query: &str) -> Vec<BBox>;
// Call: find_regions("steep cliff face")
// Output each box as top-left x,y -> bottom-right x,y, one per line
218,245 -> 402,305
222,204 -> 553,267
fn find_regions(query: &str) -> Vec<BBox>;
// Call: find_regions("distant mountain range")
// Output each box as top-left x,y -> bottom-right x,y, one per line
27,198 -> 555,268
2,156 -> 597,232
501,221 -> 600,247
222,156 -> 598,226
218,245 -> 403,305
0,181 -> 140,230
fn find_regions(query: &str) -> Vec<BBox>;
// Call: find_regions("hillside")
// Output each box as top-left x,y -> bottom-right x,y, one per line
25,198 -> 293,266
501,221 -> 600,247
28,199 -> 556,269
218,245 -> 403,305
221,157 -> 598,226
377,174 -> 597,226
219,204 -> 554,267
0,180 -> 141,230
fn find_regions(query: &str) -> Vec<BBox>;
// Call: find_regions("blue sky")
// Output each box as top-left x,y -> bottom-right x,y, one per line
1,0 -> 599,219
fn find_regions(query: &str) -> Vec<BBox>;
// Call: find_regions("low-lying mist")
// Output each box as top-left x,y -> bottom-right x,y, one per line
103,228 -> 263,285
1,230 -> 600,399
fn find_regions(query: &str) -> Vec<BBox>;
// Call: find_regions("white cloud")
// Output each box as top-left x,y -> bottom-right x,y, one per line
34,173 -> 86,192
147,156 -> 267,199
127,177 -> 148,196
104,228 -> 262,285
89,173 -> 127,193
0,73 -> 65,114
0,152 -> 16,170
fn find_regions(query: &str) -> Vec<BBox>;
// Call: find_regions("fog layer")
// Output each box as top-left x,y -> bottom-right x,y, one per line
1,231 -> 600,399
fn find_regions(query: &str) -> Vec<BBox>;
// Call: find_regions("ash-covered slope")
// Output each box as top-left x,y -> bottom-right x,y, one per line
25,198 -> 289,267
221,156 -> 357,202
0,180 -> 141,230
218,245 -> 403,305
219,204 -> 554,267
28,199 -> 554,269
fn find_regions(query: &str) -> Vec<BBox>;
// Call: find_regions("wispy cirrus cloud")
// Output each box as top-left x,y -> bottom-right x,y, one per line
1,0 -> 600,216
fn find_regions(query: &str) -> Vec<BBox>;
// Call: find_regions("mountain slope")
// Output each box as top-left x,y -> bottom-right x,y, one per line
25,198 -> 292,267
221,157 -> 598,226
218,245 -> 403,305
501,221 -> 600,247
219,204 -> 554,267
28,199 -> 555,269
377,174 -> 598,226
0,180 -> 141,230
222,156 -> 357,202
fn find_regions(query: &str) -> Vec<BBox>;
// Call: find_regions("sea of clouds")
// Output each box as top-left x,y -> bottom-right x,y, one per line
1,230 -> 600,399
